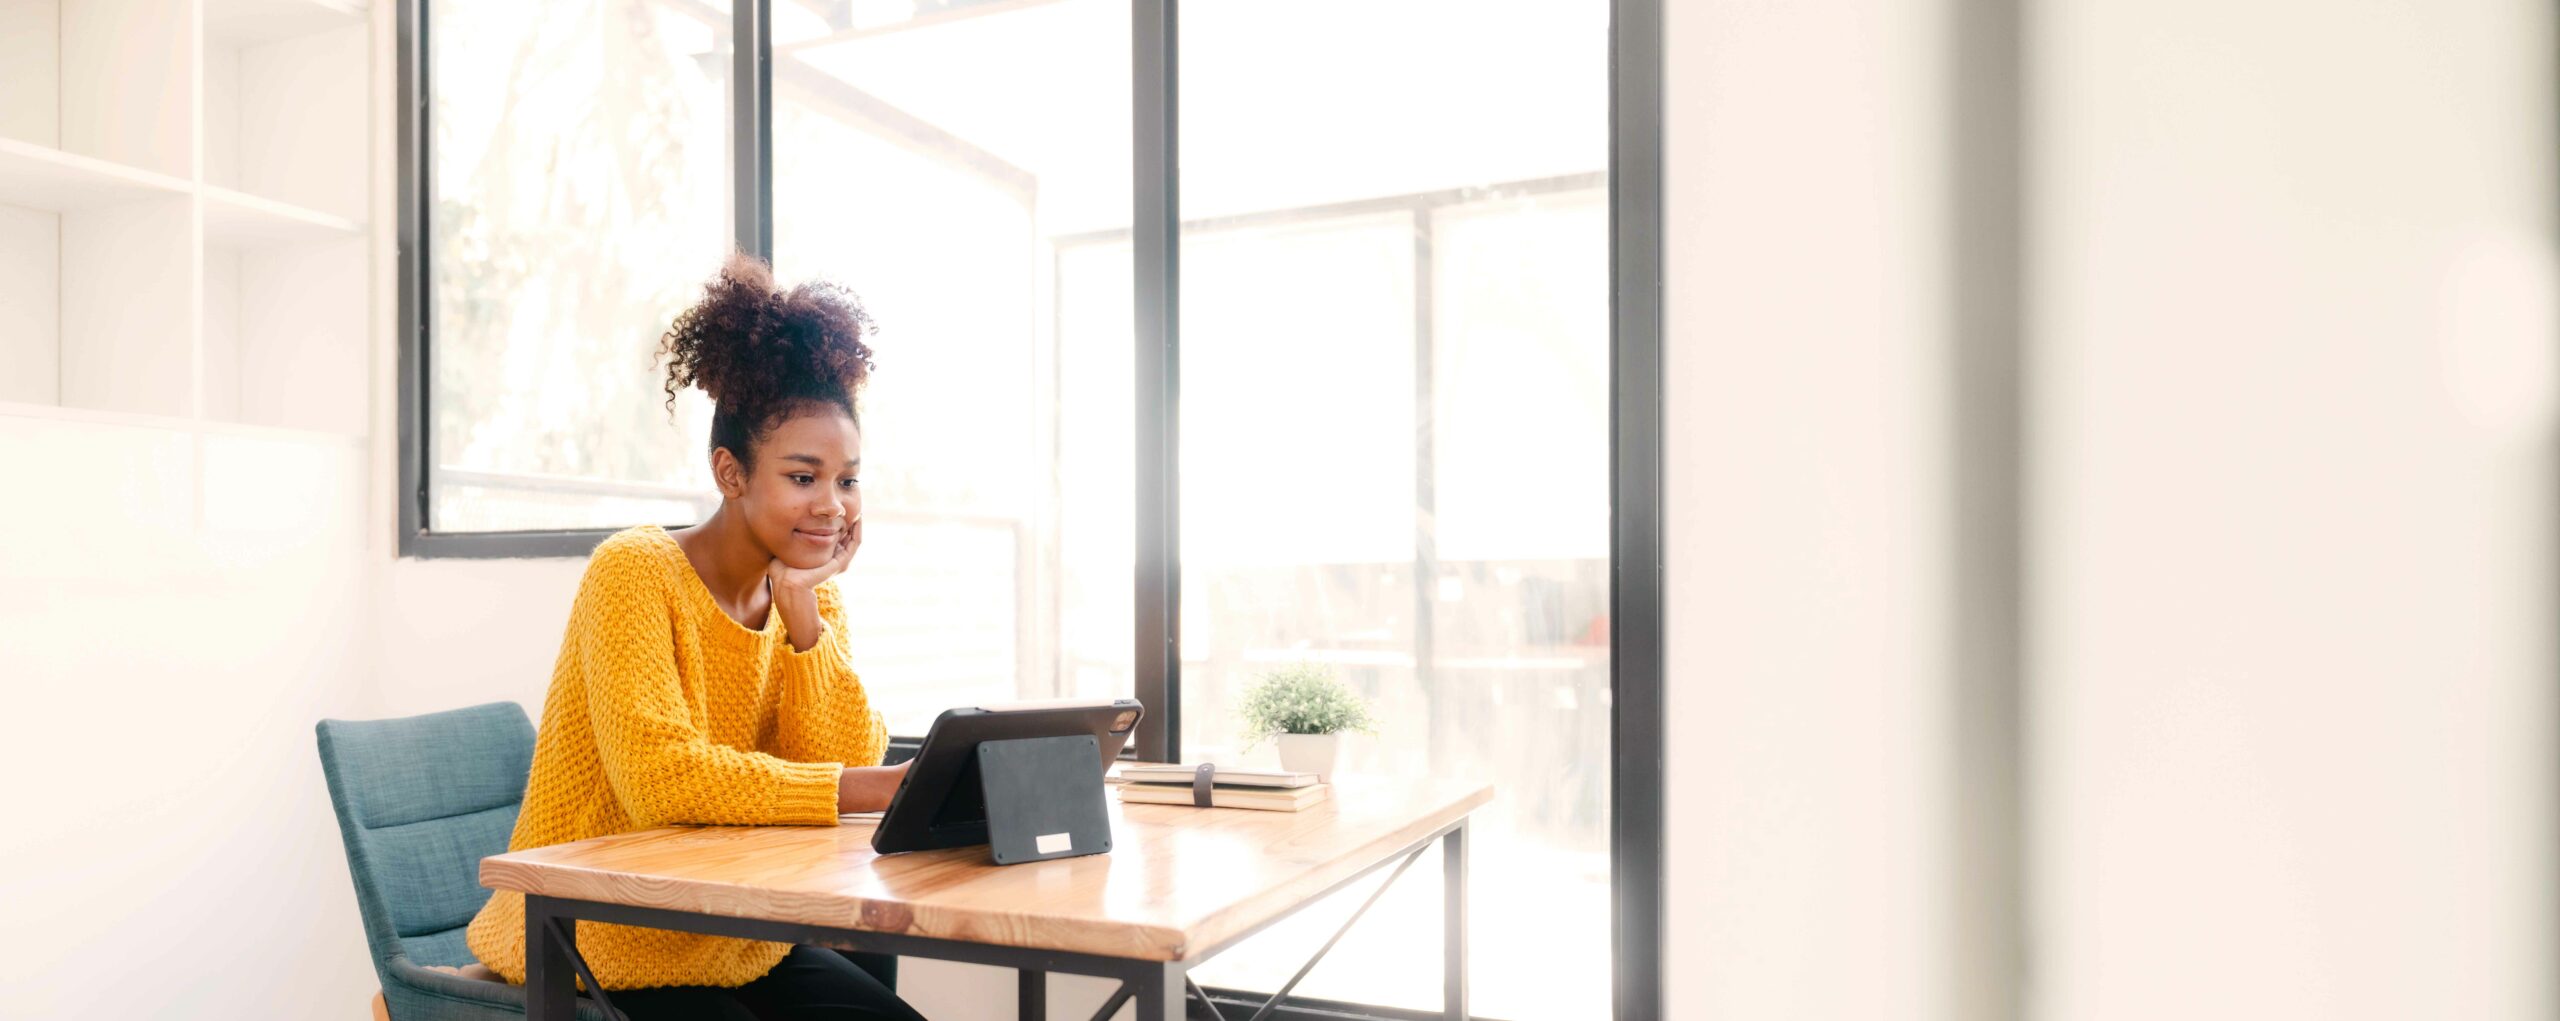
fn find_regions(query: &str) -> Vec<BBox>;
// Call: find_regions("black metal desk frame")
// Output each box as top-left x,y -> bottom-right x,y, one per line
523,818 -> 1470,1021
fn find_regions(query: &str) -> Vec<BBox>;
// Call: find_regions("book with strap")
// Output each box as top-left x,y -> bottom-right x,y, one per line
1113,762 -> 1331,812
1114,763 -> 1320,788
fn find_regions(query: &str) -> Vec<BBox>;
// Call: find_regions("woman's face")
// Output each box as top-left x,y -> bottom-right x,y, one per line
724,406 -> 863,570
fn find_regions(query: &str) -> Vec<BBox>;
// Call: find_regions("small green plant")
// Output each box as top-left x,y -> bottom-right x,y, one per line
1239,664 -> 1377,748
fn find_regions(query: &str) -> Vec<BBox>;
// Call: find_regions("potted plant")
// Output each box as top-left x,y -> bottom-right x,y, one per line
1239,663 -> 1376,781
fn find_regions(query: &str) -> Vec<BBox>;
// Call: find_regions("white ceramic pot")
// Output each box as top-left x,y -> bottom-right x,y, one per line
1275,732 -> 1340,781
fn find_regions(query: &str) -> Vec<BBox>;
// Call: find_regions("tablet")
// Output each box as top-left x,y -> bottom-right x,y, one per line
870,698 -> 1144,855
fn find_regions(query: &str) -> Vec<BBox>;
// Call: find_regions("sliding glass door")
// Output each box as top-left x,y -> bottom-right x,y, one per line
1166,3 -> 1612,1016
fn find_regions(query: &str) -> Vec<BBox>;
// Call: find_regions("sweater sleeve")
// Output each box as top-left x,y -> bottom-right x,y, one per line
575,545 -> 843,828
769,581 -> 890,768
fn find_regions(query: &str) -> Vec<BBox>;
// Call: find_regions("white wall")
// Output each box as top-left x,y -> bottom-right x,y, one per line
370,558 -> 581,714
2026,1 -> 2556,1017
1660,0 -> 1961,1017
0,417 -> 379,1019
1662,1 -> 2558,1021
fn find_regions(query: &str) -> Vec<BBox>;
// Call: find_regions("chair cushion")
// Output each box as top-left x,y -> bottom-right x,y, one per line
422,963 -> 507,983
399,927 -> 477,971
385,955 -> 617,1021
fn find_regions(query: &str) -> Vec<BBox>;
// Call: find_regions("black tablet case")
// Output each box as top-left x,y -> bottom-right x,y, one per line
977,734 -> 1113,865
871,699 -> 1141,855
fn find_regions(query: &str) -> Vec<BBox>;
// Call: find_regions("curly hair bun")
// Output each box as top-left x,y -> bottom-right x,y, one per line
659,250 -> 876,459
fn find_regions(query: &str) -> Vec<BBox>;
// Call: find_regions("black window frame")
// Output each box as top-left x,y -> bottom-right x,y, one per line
395,1 -> 1661,1017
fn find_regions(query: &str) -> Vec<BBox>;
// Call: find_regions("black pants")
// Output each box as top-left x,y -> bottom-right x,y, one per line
610,945 -> 926,1021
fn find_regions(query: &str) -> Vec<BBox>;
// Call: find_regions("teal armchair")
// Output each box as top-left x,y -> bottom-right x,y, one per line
318,702 -> 898,1020
318,702 -> 611,1021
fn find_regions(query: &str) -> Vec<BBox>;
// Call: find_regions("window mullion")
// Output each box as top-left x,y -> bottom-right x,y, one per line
734,0 -> 774,262
1132,0 -> 1180,765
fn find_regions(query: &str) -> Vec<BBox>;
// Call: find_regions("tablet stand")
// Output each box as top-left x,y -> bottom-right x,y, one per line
975,733 -> 1114,865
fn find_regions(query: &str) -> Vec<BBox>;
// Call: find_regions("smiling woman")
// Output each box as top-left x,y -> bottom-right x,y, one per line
655,251 -> 879,642
458,253 -> 927,1021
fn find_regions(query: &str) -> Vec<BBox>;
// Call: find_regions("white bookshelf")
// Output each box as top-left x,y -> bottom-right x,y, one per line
205,0 -> 364,46
0,138 -> 192,210
202,184 -> 362,247
0,0 -> 371,438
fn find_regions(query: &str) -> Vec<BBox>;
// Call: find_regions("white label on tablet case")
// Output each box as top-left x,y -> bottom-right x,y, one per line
1036,832 -> 1072,854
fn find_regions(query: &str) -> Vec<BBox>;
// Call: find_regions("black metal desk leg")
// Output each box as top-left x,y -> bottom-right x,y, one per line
1133,962 -> 1185,1021
1019,968 -> 1047,1021
525,896 -> 576,1021
1445,821 -> 1469,1021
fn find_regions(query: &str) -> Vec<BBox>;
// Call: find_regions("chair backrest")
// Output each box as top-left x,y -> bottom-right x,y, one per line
318,702 -> 536,978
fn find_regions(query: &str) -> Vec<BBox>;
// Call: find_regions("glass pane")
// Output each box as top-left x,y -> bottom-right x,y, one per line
774,0 -> 1134,736
1176,1 -> 1611,1018
427,0 -> 732,533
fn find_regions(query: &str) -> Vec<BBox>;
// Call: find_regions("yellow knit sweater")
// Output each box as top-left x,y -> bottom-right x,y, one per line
466,525 -> 887,990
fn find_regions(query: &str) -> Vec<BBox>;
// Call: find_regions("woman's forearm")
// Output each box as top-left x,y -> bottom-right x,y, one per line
774,582 -> 825,653
836,761 -> 910,814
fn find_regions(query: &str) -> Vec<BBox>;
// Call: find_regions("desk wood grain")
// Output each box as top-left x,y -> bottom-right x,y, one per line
481,776 -> 1490,961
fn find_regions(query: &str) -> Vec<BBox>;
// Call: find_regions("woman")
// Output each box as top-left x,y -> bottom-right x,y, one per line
466,253 -> 925,1021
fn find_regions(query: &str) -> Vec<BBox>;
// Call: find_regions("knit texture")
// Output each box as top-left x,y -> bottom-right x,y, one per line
467,525 -> 887,990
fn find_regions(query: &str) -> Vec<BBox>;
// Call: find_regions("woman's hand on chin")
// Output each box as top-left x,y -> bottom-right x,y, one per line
770,517 -> 859,652
769,515 -> 862,594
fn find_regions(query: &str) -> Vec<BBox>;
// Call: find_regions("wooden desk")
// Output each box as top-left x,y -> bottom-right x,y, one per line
482,776 -> 1491,1021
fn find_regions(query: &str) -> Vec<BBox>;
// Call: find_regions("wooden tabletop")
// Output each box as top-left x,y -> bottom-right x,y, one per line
480,775 -> 1491,962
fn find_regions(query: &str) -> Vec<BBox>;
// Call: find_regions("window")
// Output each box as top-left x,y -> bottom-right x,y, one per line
769,0 -> 1135,735
400,1 -> 1651,1017
1166,4 -> 1610,1017
422,0 -> 733,534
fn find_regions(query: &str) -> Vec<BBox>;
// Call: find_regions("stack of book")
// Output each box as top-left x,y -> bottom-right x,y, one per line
1112,764 -> 1331,812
